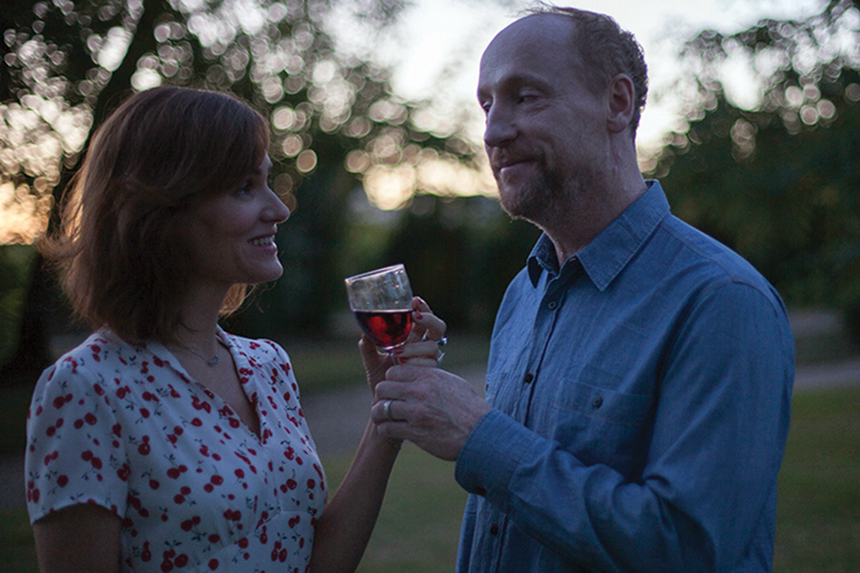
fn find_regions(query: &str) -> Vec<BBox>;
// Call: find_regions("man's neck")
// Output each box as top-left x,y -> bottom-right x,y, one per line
542,174 -> 648,267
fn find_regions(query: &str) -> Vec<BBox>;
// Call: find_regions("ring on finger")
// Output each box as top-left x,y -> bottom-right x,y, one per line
383,399 -> 395,421
436,351 -> 445,365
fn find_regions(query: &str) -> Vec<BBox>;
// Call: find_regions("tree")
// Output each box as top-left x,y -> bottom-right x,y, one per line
646,0 -> 860,337
0,0 -> 483,378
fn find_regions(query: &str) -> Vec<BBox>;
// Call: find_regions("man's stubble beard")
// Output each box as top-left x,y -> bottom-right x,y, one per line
496,155 -> 583,227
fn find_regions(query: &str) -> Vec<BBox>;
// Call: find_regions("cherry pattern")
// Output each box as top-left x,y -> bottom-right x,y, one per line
26,327 -> 326,572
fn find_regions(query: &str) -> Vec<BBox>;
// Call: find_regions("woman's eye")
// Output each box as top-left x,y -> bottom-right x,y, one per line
235,181 -> 254,197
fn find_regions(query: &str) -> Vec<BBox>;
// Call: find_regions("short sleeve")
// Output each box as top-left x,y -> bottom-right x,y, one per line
25,357 -> 130,523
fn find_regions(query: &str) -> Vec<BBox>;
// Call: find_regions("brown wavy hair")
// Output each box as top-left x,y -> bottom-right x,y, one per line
40,86 -> 270,343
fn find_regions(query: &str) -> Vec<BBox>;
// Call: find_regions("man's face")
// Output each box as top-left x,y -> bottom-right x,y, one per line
477,14 -> 608,222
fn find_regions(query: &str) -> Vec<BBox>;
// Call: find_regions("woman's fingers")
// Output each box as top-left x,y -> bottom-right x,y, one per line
410,296 -> 447,342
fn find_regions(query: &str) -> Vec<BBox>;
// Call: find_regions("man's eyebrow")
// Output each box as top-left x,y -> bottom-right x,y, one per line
479,72 -> 552,95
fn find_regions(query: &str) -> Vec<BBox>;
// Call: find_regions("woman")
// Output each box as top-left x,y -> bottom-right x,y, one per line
25,86 -> 445,572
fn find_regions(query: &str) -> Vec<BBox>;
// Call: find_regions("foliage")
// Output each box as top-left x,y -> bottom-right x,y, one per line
647,0 -> 860,336
0,0 -> 485,350
0,245 -> 37,366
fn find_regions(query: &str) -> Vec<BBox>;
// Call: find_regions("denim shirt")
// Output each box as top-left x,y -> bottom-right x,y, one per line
455,181 -> 794,572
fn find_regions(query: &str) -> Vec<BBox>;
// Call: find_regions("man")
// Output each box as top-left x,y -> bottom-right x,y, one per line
372,6 -> 794,572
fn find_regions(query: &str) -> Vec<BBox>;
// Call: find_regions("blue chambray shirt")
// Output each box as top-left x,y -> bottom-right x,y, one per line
454,181 -> 794,572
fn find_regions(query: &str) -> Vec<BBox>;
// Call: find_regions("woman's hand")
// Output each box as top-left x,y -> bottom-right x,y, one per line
359,297 -> 447,391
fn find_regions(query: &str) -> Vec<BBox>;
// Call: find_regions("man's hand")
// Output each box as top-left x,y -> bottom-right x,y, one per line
372,365 -> 492,461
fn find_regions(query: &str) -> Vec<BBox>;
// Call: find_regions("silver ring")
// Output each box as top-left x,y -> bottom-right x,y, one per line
383,399 -> 394,421
436,352 -> 445,365
436,336 -> 447,348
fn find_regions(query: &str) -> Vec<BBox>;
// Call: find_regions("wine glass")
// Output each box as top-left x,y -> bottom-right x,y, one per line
344,264 -> 414,353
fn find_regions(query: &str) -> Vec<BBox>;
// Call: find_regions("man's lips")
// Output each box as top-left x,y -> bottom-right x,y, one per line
489,149 -> 534,172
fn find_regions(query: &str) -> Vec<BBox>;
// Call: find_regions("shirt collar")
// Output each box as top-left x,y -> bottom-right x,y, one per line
527,180 -> 670,290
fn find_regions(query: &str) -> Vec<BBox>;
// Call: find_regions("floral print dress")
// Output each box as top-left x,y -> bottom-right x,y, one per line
25,327 -> 327,572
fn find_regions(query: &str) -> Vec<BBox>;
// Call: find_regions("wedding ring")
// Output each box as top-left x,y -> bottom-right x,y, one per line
383,399 -> 394,421
436,336 -> 447,348
436,352 -> 445,365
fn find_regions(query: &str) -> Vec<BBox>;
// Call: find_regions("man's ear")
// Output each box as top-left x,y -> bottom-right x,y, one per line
606,73 -> 635,134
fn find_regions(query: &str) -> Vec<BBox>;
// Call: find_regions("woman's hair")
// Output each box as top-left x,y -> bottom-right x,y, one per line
40,86 -> 270,343
526,4 -> 648,137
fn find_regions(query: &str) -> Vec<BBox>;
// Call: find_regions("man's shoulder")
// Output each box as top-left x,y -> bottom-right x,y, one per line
656,214 -> 773,292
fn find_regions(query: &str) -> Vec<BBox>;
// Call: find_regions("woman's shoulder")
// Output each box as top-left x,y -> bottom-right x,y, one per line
221,330 -> 291,363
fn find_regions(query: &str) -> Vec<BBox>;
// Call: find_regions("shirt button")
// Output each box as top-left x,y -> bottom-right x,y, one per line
547,300 -> 558,310
490,522 -> 500,536
592,395 -> 603,409
523,372 -> 534,384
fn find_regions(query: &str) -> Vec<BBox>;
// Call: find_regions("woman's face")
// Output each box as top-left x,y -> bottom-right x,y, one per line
179,155 -> 290,290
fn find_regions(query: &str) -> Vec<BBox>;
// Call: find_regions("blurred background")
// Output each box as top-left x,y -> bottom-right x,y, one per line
1,0 -> 859,571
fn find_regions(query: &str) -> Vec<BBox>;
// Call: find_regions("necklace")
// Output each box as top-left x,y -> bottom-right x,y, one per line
174,344 -> 221,367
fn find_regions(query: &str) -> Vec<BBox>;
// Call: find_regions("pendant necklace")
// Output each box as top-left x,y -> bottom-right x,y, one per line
176,343 -> 221,367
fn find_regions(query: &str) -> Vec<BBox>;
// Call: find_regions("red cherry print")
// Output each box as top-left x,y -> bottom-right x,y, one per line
57,475 -> 68,487
208,559 -> 218,570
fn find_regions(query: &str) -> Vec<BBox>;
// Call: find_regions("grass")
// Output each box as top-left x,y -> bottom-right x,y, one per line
773,386 -> 860,571
3,385 -> 858,571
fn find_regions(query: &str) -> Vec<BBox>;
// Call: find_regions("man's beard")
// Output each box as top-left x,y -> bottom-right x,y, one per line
496,156 -> 564,224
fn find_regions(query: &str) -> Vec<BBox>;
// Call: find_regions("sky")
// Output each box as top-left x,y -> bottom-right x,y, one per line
331,0 -> 826,150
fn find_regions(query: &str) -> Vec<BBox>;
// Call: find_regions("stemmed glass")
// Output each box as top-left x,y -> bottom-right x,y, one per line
344,264 -> 414,353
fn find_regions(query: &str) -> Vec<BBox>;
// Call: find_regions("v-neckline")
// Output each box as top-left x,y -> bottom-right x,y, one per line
153,330 -> 264,442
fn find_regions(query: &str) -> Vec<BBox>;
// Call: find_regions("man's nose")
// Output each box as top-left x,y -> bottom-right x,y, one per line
483,103 -> 517,148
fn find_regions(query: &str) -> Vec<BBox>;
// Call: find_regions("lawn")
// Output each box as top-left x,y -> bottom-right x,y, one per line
2,385 -> 859,571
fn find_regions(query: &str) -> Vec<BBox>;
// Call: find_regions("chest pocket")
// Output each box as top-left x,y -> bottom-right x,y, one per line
549,363 -> 654,478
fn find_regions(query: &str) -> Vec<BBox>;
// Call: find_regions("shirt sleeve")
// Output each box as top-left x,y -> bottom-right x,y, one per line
25,356 -> 130,524
455,280 -> 794,571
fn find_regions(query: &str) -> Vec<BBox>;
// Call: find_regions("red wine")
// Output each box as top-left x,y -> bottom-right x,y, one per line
353,309 -> 412,349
